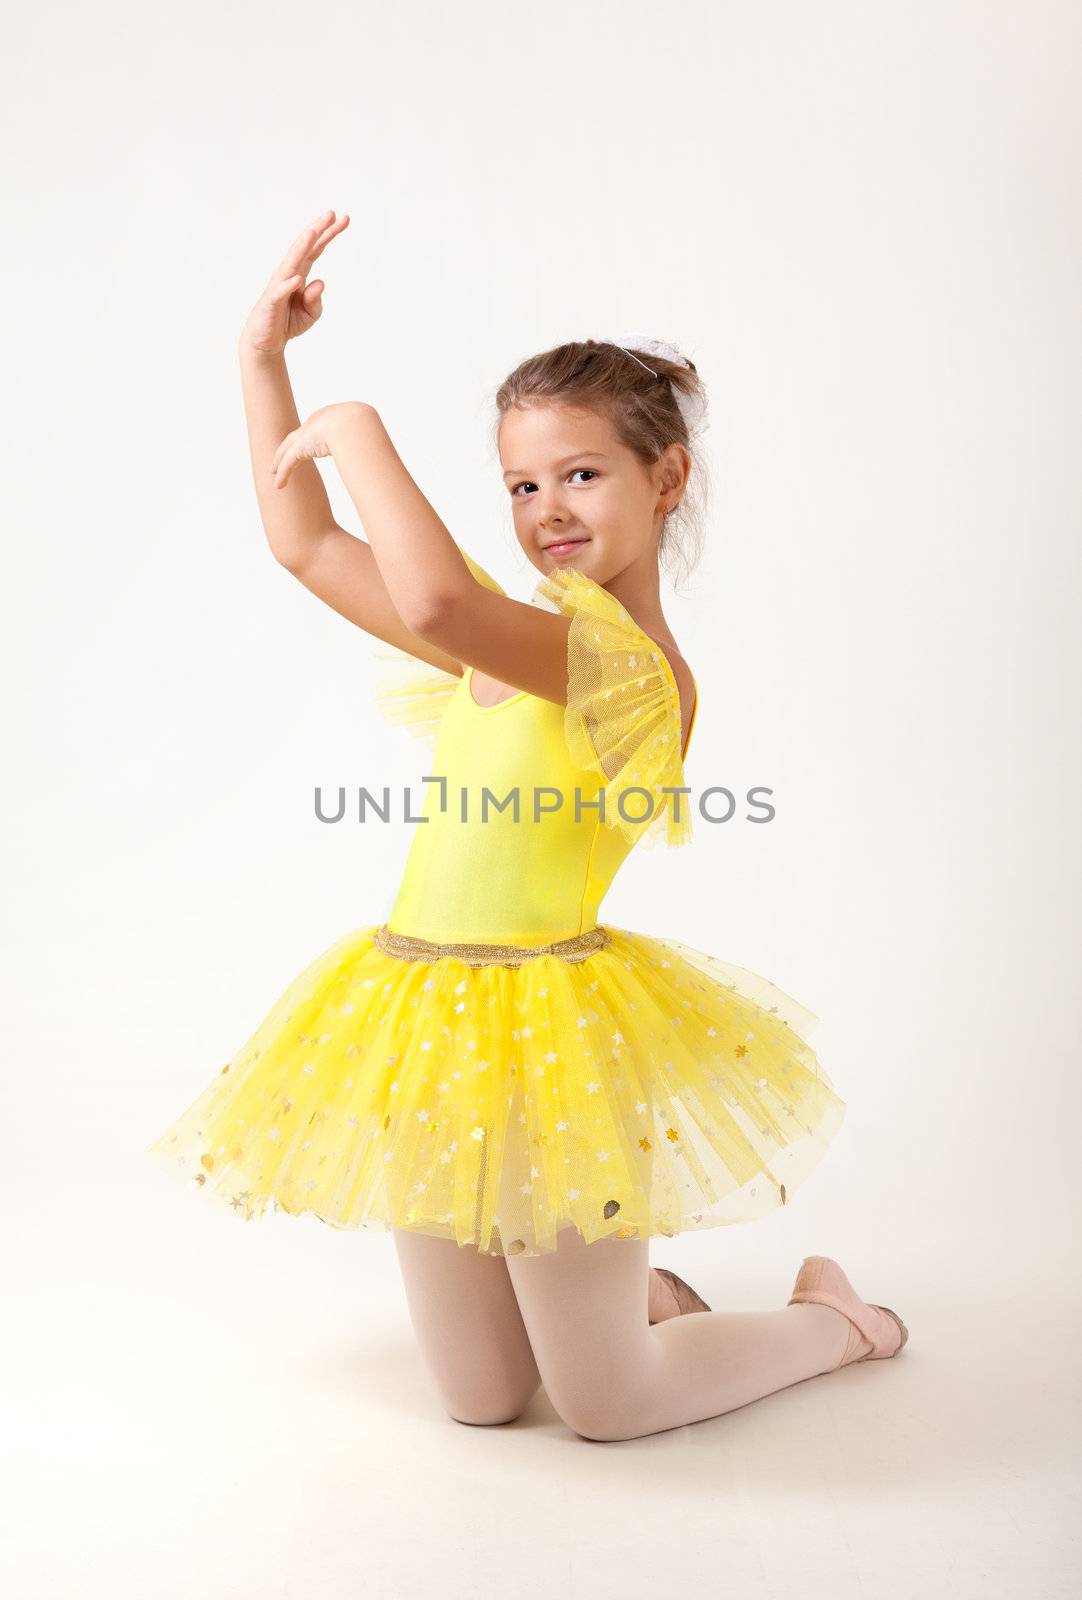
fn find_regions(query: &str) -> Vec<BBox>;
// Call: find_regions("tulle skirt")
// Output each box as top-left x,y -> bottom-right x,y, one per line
147,923 -> 846,1257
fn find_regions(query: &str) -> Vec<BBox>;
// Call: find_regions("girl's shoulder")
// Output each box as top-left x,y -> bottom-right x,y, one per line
530,567 -> 696,849
532,567 -> 698,760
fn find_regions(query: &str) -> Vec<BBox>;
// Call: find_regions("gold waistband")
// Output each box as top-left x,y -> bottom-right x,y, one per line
373,923 -> 612,968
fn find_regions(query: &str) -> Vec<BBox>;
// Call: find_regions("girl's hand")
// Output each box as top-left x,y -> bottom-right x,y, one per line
269,402 -> 366,489
238,209 -> 350,358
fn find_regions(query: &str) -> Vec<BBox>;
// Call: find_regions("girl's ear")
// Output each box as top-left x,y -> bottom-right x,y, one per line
660,442 -> 691,498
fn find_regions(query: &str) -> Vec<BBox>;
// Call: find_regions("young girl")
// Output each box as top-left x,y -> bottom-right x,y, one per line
149,209 -> 907,1442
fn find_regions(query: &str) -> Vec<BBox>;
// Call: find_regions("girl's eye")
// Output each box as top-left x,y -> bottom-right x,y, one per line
512,468 -> 598,497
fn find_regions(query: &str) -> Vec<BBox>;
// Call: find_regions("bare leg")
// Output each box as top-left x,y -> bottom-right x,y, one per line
505,1226 -> 854,1442
393,1229 -> 543,1425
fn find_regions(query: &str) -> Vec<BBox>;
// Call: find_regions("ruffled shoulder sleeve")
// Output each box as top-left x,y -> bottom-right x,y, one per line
372,549 -> 507,745
531,567 -> 693,850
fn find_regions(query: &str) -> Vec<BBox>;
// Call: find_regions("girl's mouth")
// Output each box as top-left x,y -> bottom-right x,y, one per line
545,538 -> 589,557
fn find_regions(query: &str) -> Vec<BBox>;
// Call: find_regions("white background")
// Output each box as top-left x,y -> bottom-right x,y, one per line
4,2 -> 1079,1596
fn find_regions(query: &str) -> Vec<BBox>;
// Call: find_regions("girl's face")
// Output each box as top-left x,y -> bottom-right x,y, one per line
498,403 -> 685,583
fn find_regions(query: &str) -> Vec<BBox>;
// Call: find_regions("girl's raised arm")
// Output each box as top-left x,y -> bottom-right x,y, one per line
238,211 -> 464,677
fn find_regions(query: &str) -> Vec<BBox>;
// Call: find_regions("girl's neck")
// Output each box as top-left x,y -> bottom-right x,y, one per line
603,562 -> 682,658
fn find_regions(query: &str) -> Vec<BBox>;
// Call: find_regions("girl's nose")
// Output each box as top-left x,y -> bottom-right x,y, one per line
537,496 -> 570,526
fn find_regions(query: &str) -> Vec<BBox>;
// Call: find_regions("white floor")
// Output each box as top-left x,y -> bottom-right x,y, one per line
6,1127 -> 1078,1600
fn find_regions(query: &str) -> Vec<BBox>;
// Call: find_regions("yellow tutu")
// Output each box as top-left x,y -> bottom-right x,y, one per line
148,556 -> 846,1256
148,922 -> 843,1255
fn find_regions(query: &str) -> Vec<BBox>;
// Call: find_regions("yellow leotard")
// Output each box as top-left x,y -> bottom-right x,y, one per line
148,557 -> 845,1257
385,581 -> 698,945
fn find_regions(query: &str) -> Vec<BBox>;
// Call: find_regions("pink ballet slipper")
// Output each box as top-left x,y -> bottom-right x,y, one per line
788,1255 -> 908,1368
649,1266 -> 713,1325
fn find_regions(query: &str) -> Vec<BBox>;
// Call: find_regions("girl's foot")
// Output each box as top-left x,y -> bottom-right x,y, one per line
648,1266 -> 712,1324
788,1255 -> 908,1368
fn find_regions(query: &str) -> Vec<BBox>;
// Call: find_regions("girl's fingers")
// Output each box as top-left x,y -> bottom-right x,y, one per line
305,208 -> 337,240
274,216 -> 324,283
271,211 -> 346,290
291,212 -> 330,258
271,273 -> 303,301
270,429 -> 299,478
290,209 -> 340,270
307,213 -> 349,265
264,264 -> 305,304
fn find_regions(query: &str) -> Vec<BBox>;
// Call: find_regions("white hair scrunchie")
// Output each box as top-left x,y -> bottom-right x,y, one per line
596,330 -> 708,437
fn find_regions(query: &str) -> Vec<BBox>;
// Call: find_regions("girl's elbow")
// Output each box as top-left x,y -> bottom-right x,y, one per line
400,590 -> 462,640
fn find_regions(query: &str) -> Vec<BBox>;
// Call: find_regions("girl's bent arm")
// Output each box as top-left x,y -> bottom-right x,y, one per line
331,405 -> 574,705
239,346 -> 464,676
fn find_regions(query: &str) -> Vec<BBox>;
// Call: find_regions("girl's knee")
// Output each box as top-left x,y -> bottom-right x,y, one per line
547,1376 -> 652,1443
559,1400 -> 645,1443
447,1404 -> 528,1427
440,1372 -> 541,1427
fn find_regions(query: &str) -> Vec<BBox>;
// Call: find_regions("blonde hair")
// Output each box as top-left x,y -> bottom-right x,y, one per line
492,338 -> 710,590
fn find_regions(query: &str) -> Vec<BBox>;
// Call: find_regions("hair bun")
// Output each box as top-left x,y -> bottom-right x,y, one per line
610,331 -> 690,370
601,331 -> 709,437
